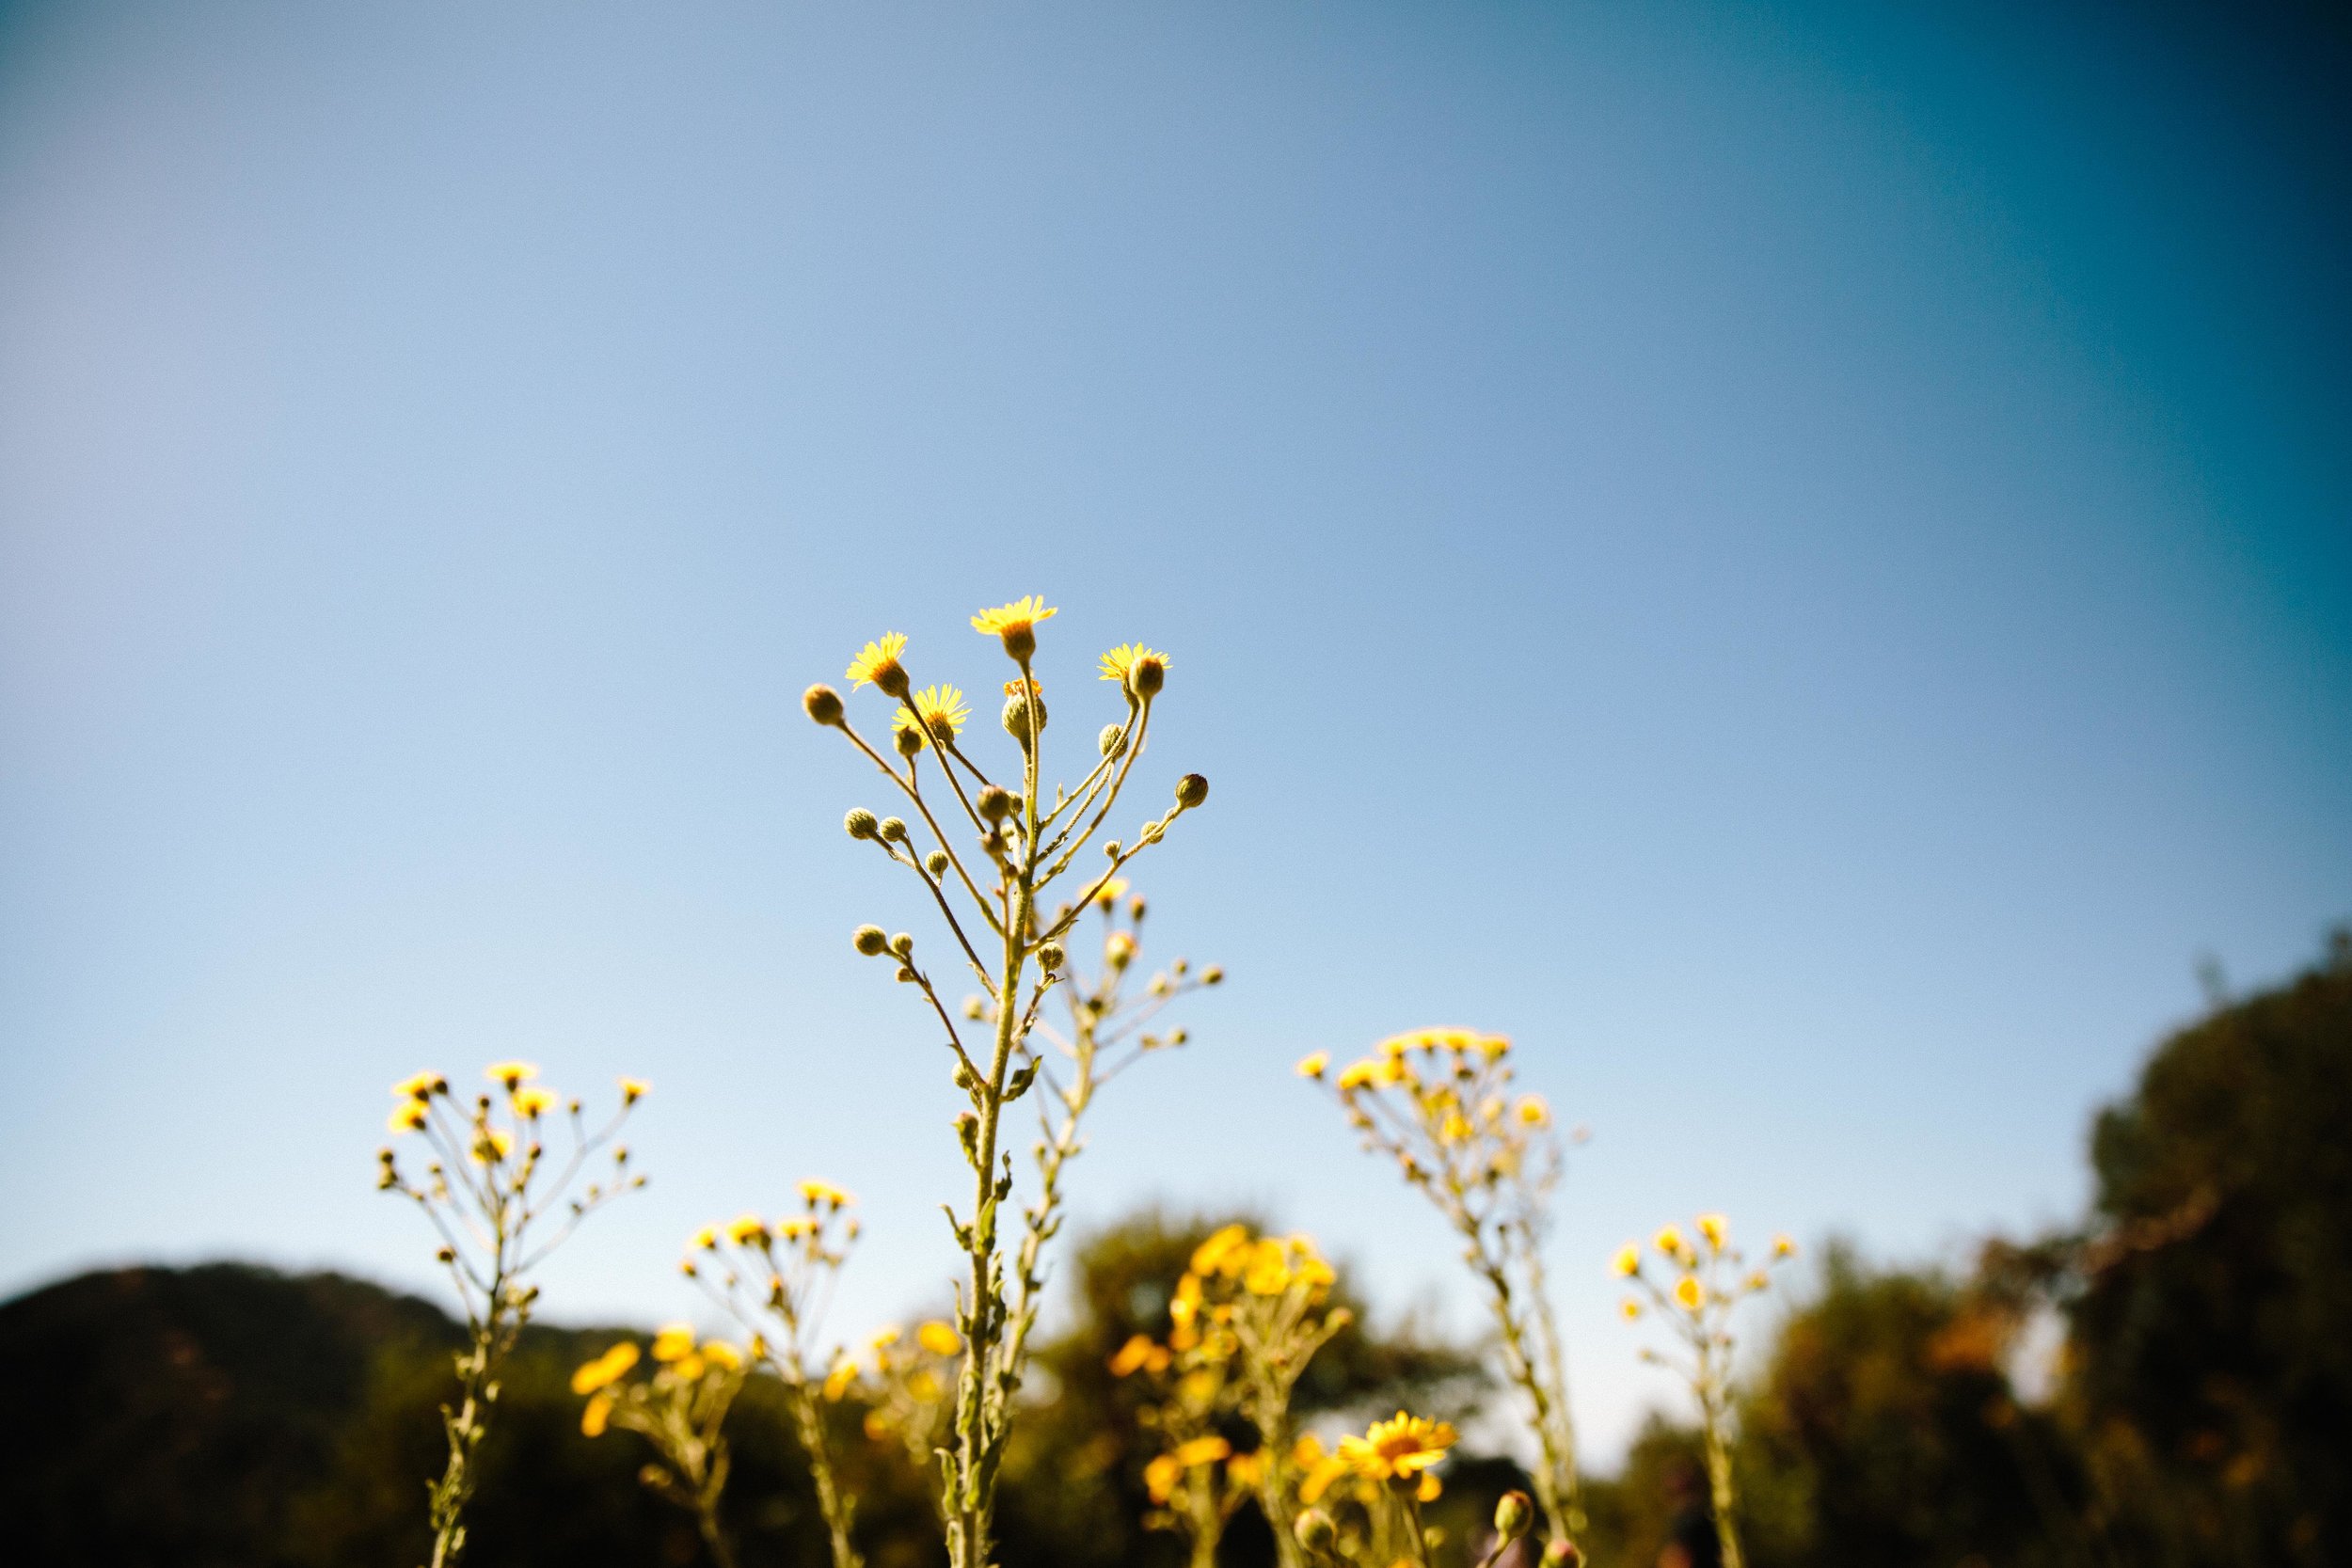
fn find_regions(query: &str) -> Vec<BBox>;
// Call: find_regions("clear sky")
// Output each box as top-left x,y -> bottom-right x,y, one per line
2,1 -> 2346,1464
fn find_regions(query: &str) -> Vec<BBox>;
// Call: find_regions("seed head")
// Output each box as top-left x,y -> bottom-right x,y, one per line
803,684 -> 845,725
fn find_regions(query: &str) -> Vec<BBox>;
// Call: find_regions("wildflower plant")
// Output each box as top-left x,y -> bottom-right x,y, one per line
803,598 -> 1209,1568
1613,1215 -> 1797,1568
573,1329 -> 749,1568
1291,1412 -> 1458,1568
687,1180 -> 867,1568
376,1063 -> 648,1568
858,1319 -> 965,1491
1302,1029 -> 1585,1544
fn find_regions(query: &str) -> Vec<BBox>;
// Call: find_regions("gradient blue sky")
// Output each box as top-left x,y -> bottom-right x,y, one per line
2,1 -> 2346,1462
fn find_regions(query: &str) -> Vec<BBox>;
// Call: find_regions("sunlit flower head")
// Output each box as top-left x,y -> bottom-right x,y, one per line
1620,1298 -> 1643,1321
1674,1275 -> 1704,1313
1772,1233 -> 1797,1259
571,1341 -> 642,1395
618,1076 -> 650,1104
1295,1051 -> 1329,1079
485,1061 -> 537,1090
1336,1059 -> 1378,1091
1338,1411 -> 1457,1481
392,1070 -> 442,1101
917,1320 -> 962,1357
700,1340 -> 743,1372
846,632 -> 910,694
726,1212 -> 770,1246
1654,1224 -> 1687,1259
690,1226 -> 717,1251
971,595 -> 1057,658
651,1323 -> 697,1363
1107,1334 -> 1163,1377
1697,1212 -> 1729,1250
470,1129 -> 513,1164
822,1360 -> 858,1402
1097,642 -> 1169,697
580,1391 -> 614,1437
389,1101 -> 429,1134
1517,1095 -> 1549,1128
1243,1239 -> 1293,1296
799,1178 -> 853,1209
512,1086 -> 556,1120
1093,877 -> 1129,910
1190,1224 -> 1252,1279
1611,1243 -> 1642,1278
891,684 -> 970,749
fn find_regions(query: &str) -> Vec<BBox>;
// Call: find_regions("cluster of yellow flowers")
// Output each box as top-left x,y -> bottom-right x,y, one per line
1286,1412 -> 1464,1568
1613,1213 -> 1797,1568
570,1328 -> 749,1568
1301,1028 -> 1583,1548
805,596 -> 1209,1568
377,1062 -> 647,1568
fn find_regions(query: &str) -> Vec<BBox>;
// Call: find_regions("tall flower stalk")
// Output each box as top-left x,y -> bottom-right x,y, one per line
803,601 -> 1207,1568
573,1329 -> 748,1568
689,1181 -> 867,1568
1613,1214 -> 1796,1568
377,1063 -> 646,1568
1302,1028 -> 1585,1547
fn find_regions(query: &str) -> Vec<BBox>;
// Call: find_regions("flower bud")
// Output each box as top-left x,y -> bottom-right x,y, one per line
1543,1540 -> 1585,1567
925,850 -> 949,877
1294,1509 -> 1336,1554
1130,653 -> 1165,696
894,723 -> 924,757
1494,1491 -> 1533,1541
879,816 -> 909,843
1037,942 -> 1066,973
803,685 -> 844,725
1099,723 -> 1127,758
1002,685 -> 1047,746
977,785 -> 1014,822
845,809 -> 879,840
1201,965 -> 1225,986
853,925 -> 889,956
1175,773 -> 1208,808
890,931 -> 914,958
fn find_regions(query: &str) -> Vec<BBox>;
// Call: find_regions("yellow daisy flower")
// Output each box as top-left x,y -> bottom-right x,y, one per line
846,632 -> 909,692
470,1128 -> 513,1164
1621,1298 -> 1643,1321
917,1320 -> 962,1356
1654,1224 -> 1686,1258
1189,1224 -> 1252,1278
1674,1275 -> 1704,1313
618,1076 -> 650,1103
1336,1059 -> 1378,1091
799,1178 -> 852,1208
971,595 -> 1057,657
1517,1095 -> 1550,1128
388,1101 -> 429,1134
701,1340 -> 743,1371
1697,1212 -> 1729,1250
892,683 -> 970,749
1097,642 -> 1169,695
391,1070 -> 441,1101
571,1341 -> 642,1395
512,1086 -> 556,1120
651,1323 -> 696,1363
1611,1243 -> 1642,1277
580,1390 -> 614,1437
1772,1233 -> 1798,1259
1295,1051 -> 1330,1079
1338,1411 -> 1457,1481
485,1061 -> 536,1090
822,1360 -> 859,1402
726,1212 -> 770,1246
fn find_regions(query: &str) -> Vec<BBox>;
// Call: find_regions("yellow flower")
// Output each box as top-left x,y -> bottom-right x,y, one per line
690,1226 -> 718,1251
822,1360 -> 858,1402
1620,1298 -> 1643,1321
571,1341 -> 642,1394
1674,1275 -> 1704,1313
392,1070 -> 441,1101
1227,1449 -> 1265,1488
1295,1051 -> 1329,1079
618,1075 -> 650,1103
1697,1212 -> 1729,1250
580,1391 -> 614,1437
470,1129 -> 513,1164
1190,1224 -> 1253,1279
726,1213 -> 770,1246
1611,1243 -> 1642,1278
485,1061 -> 536,1090
1479,1034 -> 1511,1060
1418,1470 -> 1443,1503
907,1369 -> 943,1402
1243,1239 -> 1292,1296
1298,1451 -> 1352,1504
970,595 -> 1057,657
1172,1435 -> 1232,1469
1338,1411 -> 1456,1482
701,1340 -> 743,1371
1654,1224 -> 1686,1259
1093,877 -> 1130,909
388,1101 -> 429,1134
1438,1111 -> 1474,1144
651,1323 -> 697,1363
1516,1095 -> 1549,1128
674,1353 -> 707,1382
1336,1059 -> 1378,1091
777,1215 -> 816,1240
869,1324 -> 902,1351
1097,642 -> 1169,694
1143,1453 -> 1183,1504
1772,1233 -> 1797,1259
892,683 -> 971,748
512,1086 -> 556,1119
799,1178 -> 852,1209
846,632 -> 909,692
917,1321 -> 962,1356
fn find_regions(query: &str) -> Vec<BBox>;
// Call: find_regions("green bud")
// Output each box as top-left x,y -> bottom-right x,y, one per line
1201,965 -> 1225,986
1130,653 -> 1165,697
803,684 -> 844,725
925,849 -> 949,877
1002,689 -> 1047,746
890,931 -> 914,958
879,816 -> 908,843
1494,1491 -> 1533,1541
852,925 -> 888,956
894,723 -> 924,757
1293,1509 -> 1335,1553
977,785 -> 1014,822
1175,773 -> 1208,808
845,809 -> 879,839
1037,942 -> 1066,973
1099,723 -> 1127,758
1543,1540 -> 1585,1568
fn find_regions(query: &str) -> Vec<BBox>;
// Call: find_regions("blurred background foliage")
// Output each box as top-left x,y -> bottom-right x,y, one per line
5,934 -> 2344,1567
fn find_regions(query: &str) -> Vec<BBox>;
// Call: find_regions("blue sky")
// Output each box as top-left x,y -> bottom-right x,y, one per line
2,1 -> 2345,1462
